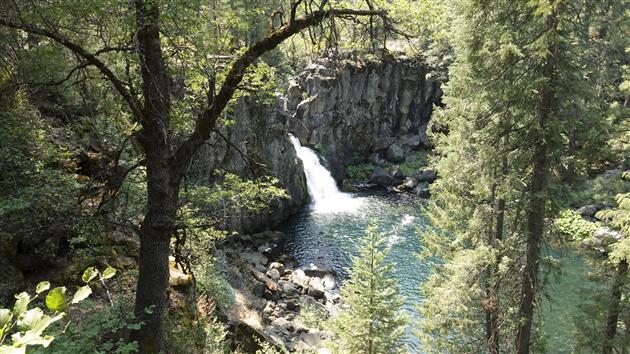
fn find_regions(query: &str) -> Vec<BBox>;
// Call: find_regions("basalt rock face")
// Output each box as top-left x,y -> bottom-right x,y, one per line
194,57 -> 440,232
287,57 -> 441,181
191,97 -> 308,234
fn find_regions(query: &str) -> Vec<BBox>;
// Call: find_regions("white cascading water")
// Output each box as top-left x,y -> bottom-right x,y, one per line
289,134 -> 362,213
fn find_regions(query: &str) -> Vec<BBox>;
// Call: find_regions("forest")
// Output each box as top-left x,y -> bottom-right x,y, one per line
0,0 -> 628,353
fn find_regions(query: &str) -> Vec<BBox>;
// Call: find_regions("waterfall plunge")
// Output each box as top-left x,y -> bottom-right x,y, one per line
289,134 -> 362,213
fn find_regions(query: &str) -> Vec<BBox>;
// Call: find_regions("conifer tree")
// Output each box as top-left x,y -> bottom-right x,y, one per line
329,224 -> 407,354
418,1 -> 603,353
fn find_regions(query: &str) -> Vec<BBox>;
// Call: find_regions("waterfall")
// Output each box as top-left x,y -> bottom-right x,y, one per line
289,134 -> 362,213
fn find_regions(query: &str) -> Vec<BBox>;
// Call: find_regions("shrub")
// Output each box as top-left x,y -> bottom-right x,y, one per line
0,267 -> 115,353
345,163 -> 376,180
554,210 -> 600,241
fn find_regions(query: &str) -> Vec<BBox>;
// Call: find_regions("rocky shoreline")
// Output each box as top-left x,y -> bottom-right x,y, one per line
213,230 -> 343,353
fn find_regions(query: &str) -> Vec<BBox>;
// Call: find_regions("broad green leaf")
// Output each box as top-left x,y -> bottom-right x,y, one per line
71,285 -> 92,304
101,267 -> 116,280
17,310 -> 63,338
81,267 -> 98,283
35,281 -> 50,294
16,308 -> 44,332
0,309 -> 12,328
45,287 -> 66,312
11,329 -> 55,348
0,345 -> 26,354
12,293 -> 29,317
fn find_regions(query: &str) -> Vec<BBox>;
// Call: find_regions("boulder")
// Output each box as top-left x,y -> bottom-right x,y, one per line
269,262 -> 285,273
403,177 -> 418,189
415,182 -> 430,198
369,167 -> 394,187
303,266 -> 337,278
404,134 -> 423,148
266,268 -> 281,281
374,137 -> 395,151
322,274 -> 336,290
416,169 -> 438,183
386,143 -> 405,163
340,179 -> 359,192
253,282 -> 265,298
581,226 -> 624,253
168,257 -> 193,289
390,165 -> 405,179
290,269 -> 310,288
241,251 -> 269,267
279,280 -> 300,296
299,331 -> 331,348
307,278 -> 326,299
369,152 -> 387,166
577,204 -> 602,219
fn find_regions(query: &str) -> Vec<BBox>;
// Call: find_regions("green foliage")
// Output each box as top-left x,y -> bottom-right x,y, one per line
564,170 -> 630,208
34,298 -> 139,354
0,85 -> 85,286
345,163 -> 375,180
554,210 -> 600,241
0,267 -> 114,353
396,151 -> 429,177
295,304 -> 329,331
253,337 -> 285,354
329,224 -> 407,354
166,315 -> 228,354
195,262 -> 235,314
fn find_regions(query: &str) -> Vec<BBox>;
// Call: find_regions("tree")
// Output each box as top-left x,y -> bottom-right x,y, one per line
0,1 -> 394,352
329,224 -> 407,354
419,0 -> 601,353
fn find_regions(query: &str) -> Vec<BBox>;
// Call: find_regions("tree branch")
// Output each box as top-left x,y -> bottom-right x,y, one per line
0,18 -> 143,120
173,7 -> 388,175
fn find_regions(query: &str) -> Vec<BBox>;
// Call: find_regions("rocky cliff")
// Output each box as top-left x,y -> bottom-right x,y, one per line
287,57 -> 441,181
191,98 -> 308,233
194,57 -> 441,232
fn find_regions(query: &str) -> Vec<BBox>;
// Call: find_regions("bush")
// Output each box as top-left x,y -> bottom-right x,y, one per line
345,163 -> 376,180
295,303 -> 329,331
554,210 -> 600,241
1,267 -> 116,353
36,298 -> 139,354
167,315 -> 228,354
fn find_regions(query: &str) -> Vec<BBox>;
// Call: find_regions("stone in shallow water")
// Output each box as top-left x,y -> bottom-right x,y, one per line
290,269 -> 310,289
307,278 -> 326,299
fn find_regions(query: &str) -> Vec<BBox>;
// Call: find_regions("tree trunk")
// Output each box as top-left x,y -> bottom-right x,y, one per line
487,197 -> 505,354
515,14 -> 556,353
563,126 -> 577,184
132,153 -> 180,353
131,1 -> 175,351
603,260 -> 629,354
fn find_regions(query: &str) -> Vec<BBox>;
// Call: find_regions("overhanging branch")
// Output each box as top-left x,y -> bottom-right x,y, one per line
0,18 -> 143,120
173,7 -> 388,174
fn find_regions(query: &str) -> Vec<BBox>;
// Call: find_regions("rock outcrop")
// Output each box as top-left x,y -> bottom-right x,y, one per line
216,231 -> 340,353
192,97 -> 309,233
287,57 -> 441,181
194,56 -> 441,232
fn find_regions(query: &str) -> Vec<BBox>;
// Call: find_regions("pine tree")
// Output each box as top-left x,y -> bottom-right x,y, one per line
418,1 -> 603,353
329,224 -> 407,354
